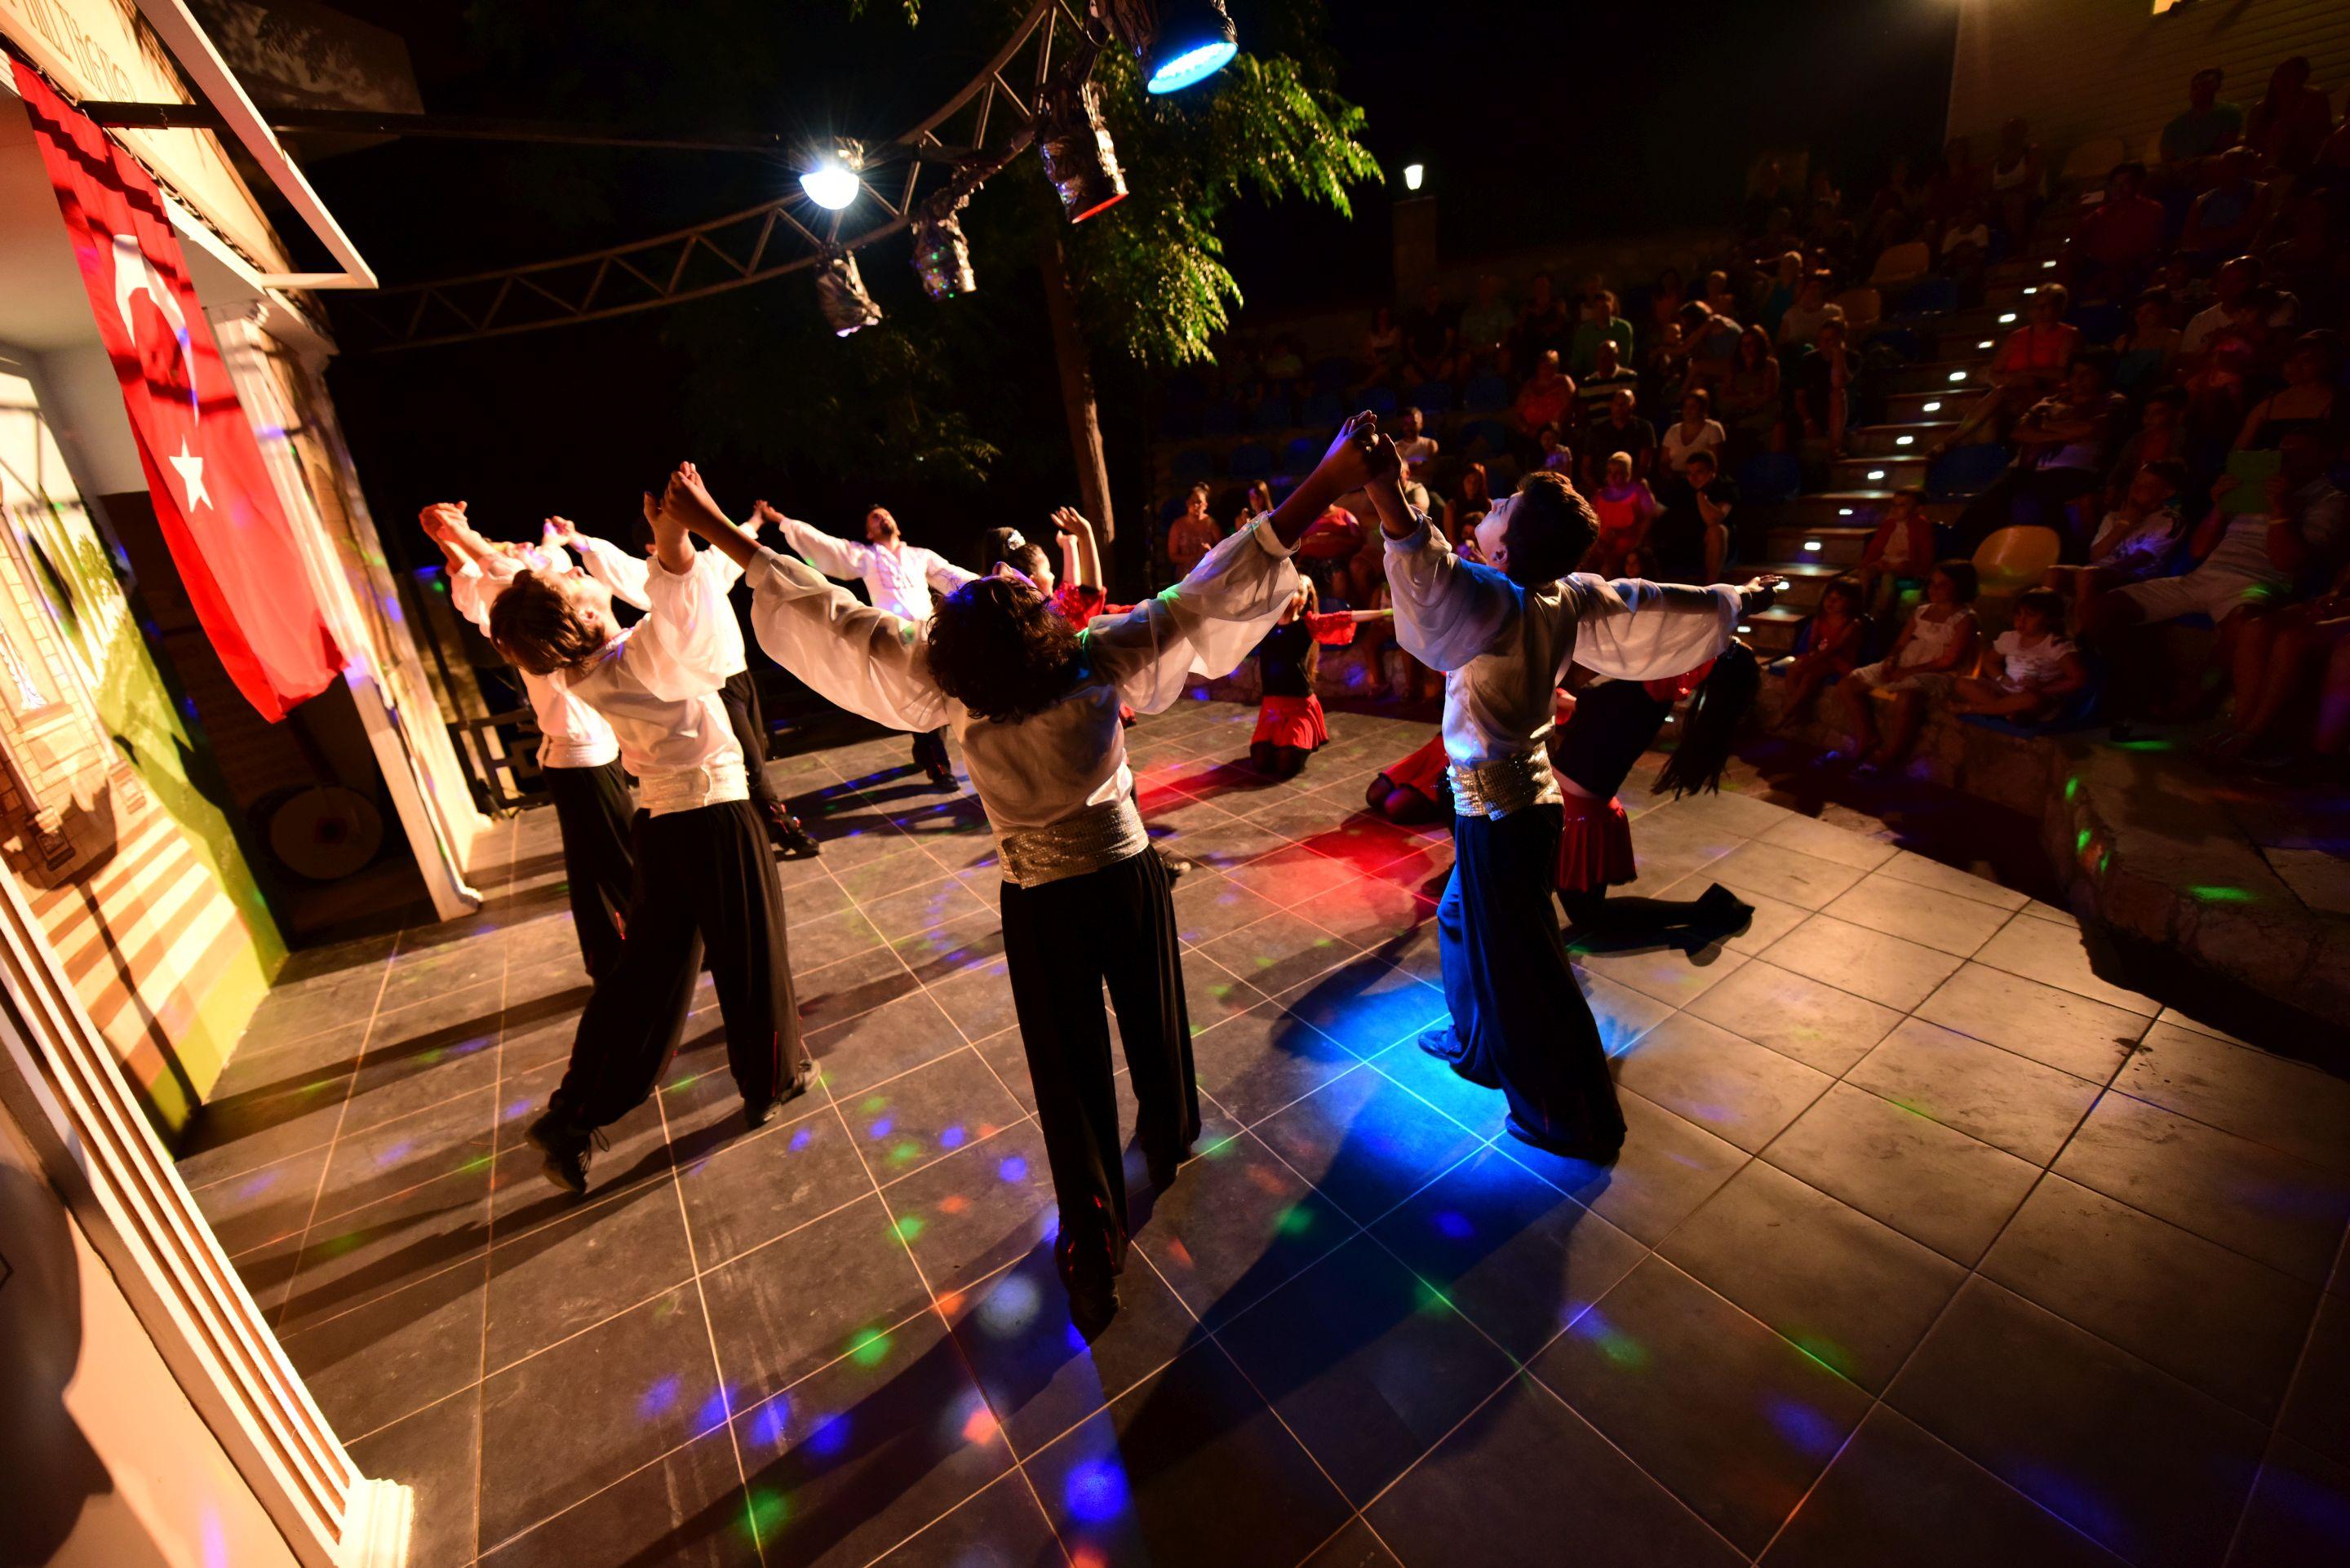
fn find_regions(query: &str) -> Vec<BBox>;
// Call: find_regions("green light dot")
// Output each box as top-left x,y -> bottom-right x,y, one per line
893,1214 -> 925,1242
847,1326 -> 893,1366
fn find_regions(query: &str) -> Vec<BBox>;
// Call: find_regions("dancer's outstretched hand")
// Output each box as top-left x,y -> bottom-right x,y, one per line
1315,411 -> 1382,492
1050,506 -> 1093,538
1737,574 -> 1786,613
418,500 -> 466,539
659,461 -> 729,538
750,499 -> 793,534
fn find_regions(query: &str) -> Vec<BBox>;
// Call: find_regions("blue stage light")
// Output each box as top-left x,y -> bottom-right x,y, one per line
1148,38 -> 1238,93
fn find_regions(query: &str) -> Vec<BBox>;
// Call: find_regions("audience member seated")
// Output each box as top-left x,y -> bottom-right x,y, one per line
1934,283 -> 2080,452
1442,462 -> 1494,549
1718,326 -> 1785,461
2067,162 -> 2167,302
1952,355 -> 2126,557
1935,202 -> 1993,301
1742,157 -> 1792,237
2179,148 -> 2273,269
1756,250 -> 1805,337
1775,269 -> 1840,349
1458,273 -> 1515,378
1805,197 -> 1860,277
2207,551 -> 2350,764
2180,255 -> 2285,362
1582,388 -> 1658,488
2264,195 -> 2343,326
2106,387 -> 2189,508
1944,587 -> 2087,724
1394,405 -> 1439,490
1587,452 -> 1662,578
1772,575 -> 1869,731
2112,290 -> 2184,393
2050,460 -> 2191,622
1989,117 -> 2044,242
1702,269 -> 1742,321
1926,135 -> 1988,233
1649,266 -> 1688,335
1854,488 -> 1935,622
2158,67 -> 2244,187
1574,339 -> 1640,423
1514,349 -> 1576,437
1643,448 -> 1736,582
1536,424 -> 1576,475
1646,321 -> 1692,413
1866,154 -> 1927,255
1662,389 -> 1728,476
1519,272 -> 1573,364
2245,55 -> 2335,175
1167,482 -> 1223,575
1838,560 -> 1983,770
2186,284 -> 2290,445
1868,215 -> 1932,288
1234,480 -> 1274,535
1570,290 -> 1637,377
2235,331 -> 2340,450
1363,305 -> 1403,385
1403,281 -> 1460,385
1795,317 -> 1860,458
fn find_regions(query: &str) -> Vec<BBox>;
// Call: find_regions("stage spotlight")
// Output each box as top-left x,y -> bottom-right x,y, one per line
800,150 -> 861,211
911,197 -> 977,301
815,250 -> 882,336
1403,162 -> 1425,192
1038,78 -> 1127,222
1097,0 -> 1239,95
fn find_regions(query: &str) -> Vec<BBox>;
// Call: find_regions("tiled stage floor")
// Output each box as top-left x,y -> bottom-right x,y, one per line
180,705 -> 2350,1568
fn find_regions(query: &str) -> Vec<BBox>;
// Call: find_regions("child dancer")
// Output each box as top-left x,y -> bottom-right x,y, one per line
1842,560 -> 1982,771
664,422 -> 1382,1331
1361,454 -> 1777,1160
1367,733 -> 1451,824
552,513 -> 818,857
1771,576 -> 1869,730
486,489 -> 807,1193
1947,588 -> 2086,721
750,500 -> 976,789
1248,580 -> 1390,779
423,503 -> 633,979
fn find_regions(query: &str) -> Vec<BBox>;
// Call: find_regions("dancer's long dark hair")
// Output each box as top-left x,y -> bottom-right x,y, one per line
1652,640 -> 1759,797
927,575 -> 1081,722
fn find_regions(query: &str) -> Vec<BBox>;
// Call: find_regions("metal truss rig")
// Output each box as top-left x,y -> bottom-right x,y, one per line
340,0 -> 1083,352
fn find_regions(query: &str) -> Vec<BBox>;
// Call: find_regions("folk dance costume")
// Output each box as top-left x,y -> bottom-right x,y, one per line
765,512 -> 977,784
570,534 -> 805,848
532,551 -> 805,1183
1251,611 -> 1359,756
1384,509 -> 1740,1158
739,520 -> 1301,1308
450,553 -> 634,979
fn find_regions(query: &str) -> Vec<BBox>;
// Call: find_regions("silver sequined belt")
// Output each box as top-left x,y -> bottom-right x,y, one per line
1449,749 -> 1560,820
995,796 -> 1150,888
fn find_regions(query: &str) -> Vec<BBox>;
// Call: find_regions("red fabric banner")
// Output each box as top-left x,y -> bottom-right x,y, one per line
13,62 -> 340,722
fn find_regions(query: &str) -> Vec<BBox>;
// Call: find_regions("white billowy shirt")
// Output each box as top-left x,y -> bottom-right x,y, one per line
568,532 -> 749,678
1383,510 -> 1739,771
744,517 -> 1301,875
770,515 -> 977,622
450,556 -> 619,771
563,547 -> 745,815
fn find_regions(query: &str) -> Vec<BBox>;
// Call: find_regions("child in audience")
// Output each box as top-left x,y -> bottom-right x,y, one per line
1947,588 -> 2087,722
1248,580 -> 1389,778
1588,451 -> 1661,578
1772,577 -> 1869,730
1852,489 -> 1935,623
2051,461 -> 2189,619
1839,560 -> 1982,771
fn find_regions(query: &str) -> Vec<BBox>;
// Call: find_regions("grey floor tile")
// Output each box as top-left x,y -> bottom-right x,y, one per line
1684,959 -> 1901,1075
1914,963 -> 2149,1083
1610,1012 -> 1833,1154
2115,1022 -> 2350,1175
1847,1017 -> 2100,1164
1820,872 -> 2011,956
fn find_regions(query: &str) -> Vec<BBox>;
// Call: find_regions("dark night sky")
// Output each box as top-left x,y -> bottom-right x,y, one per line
291,0 -> 1958,577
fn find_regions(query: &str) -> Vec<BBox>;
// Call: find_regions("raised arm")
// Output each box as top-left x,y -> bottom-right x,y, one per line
1572,575 -> 1755,682
1054,506 -> 1104,588
668,467 -> 948,731
759,504 -> 876,582
558,516 -> 654,610
1082,516 -> 1303,713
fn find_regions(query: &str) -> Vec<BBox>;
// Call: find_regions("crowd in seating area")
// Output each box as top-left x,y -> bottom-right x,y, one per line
1155,52 -> 2350,774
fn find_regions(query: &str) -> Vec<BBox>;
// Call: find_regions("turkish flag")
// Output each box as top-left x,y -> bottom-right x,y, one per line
13,63 -> 340,722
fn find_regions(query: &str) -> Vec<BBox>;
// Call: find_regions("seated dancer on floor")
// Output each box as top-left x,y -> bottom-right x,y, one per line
749,499 -> 975,790
1361,451 -> 1779,1160
486,486 -> 809,1194
1550,648 -> 1762,942
423,503 -> 635,980
552,512 -> 818,857
658,421 -> 1384,1331
1248,579 -> 1392,779
1368,732 -> 1451,824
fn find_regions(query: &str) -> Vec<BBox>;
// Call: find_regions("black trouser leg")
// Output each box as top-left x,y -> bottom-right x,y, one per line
1098,848 -> 1200,1174
1560,888 -> 1715,937
720,671 -> 779,813
1448,808 -> 1625,1155
552,810 -> 702,1128
544,760 -> 634,980
684,800 -> 805,1107
911,728 -> 951,773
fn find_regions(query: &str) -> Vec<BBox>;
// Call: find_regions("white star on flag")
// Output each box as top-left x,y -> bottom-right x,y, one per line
168,436 -> 211,512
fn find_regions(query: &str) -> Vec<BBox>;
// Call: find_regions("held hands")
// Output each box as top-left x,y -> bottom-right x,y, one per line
418,500 -> 467,540
1314,411 -> 1387,494
750,499 -> 796,535
657,461 -> 729,539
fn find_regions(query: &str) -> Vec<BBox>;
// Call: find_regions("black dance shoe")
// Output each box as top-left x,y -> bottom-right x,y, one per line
1415,1023 -> 1466,1064
928,764 -> 959,791
765,804 -> 821,859
745,1062 -> 815,1129
1692,883 -> 1755,941
1504,1114 -> 1623,1166
1153,844 -> 1193,879
1058,1231 -> 1127,1339
525,1109 -> 601,1194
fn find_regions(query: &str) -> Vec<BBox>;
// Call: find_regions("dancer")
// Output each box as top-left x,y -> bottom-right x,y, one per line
1361,453 -> 1778,1159
1366,733 -> 1450,824
423,503 -> 633,979
749,500 -> 975,789
663,421 -> 1382,1331
487,488 -> 807,1193
1551,650 -> 1762,944
552,513 -> 818,857
1248,580 -> 1390,779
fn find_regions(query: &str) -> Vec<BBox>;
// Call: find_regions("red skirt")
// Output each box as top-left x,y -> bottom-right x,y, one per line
1382,735 -> 1450,801
1556,791 -> 1637,894
1253,693 -> 1329,751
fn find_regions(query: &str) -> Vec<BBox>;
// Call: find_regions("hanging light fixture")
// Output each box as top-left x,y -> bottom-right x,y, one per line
1037,76 -> 1127,222
911,192 -> 978,300
800,144 -> 863,210
1097,0 -> 1239,94
814,250 -> 882,335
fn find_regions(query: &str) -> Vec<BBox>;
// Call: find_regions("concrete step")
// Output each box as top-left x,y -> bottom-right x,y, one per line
1751,560 -> 1845,609
1931,324 -> 2014,361
1885,359 -> 1993,395
1831,454 -> 1929,491
1847,422 -> 1956,456
1884,389 -> 1976,425
1736,605 -> 1804,655
1764,522 -> 1874,567
1984,269 -> 2062,308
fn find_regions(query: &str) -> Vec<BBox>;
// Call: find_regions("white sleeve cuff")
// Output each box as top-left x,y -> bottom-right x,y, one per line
1248,513 -> 1299,559
1381,511 -> 1435,551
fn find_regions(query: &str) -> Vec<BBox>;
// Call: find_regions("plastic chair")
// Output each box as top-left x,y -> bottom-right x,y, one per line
1833,286 -> 1887,329
1462,374 -> 1511,412
1926,443 -> 2012,498
1738,450 -> 1804,503
1229,443 -> 1275,481
1867,245 -> 1927,288
1970,525 -> 2062,596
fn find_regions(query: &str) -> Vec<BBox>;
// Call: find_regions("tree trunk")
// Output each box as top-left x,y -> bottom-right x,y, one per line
1037,228 -> 1115,543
